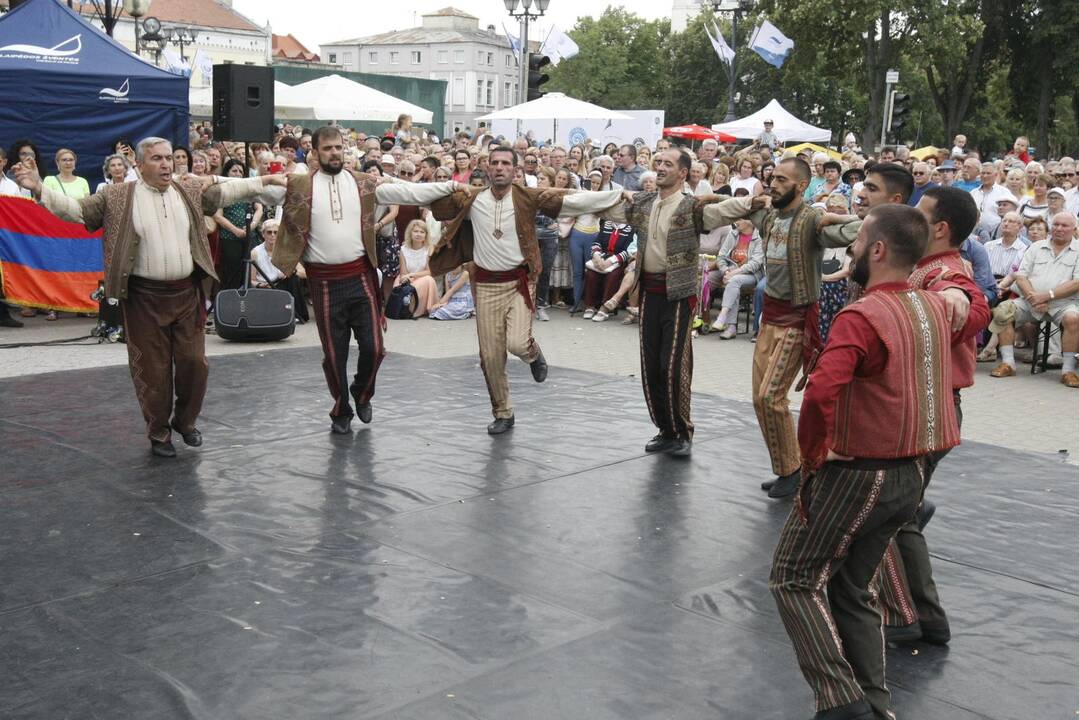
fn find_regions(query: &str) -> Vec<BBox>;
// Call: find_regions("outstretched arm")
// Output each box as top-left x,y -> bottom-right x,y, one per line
375,180 -> 465,207
701,195 -> 768,232
16,158 -> 107,230
202,175 -> 286,214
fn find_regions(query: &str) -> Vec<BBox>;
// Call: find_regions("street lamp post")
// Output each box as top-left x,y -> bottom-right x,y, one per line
163,26 -> 196,62
122,0 -> 153,55
504,0 -> 550,105
712,0 -> 753,123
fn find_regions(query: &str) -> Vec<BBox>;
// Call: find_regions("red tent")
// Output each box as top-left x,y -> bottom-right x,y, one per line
663,125 -> 738,143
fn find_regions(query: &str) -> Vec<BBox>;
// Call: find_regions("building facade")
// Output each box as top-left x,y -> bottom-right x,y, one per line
321,7 -> 520,136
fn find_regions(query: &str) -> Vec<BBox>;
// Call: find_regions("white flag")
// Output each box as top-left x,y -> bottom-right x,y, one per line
162,48 -> 190,76
704,21 -> 735,66
192,48 -> 214,81
749,19 -> 794,69
542,25 -> 579,66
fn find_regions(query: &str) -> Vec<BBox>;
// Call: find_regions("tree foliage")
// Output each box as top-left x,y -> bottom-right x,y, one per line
545,0 -> 1079,156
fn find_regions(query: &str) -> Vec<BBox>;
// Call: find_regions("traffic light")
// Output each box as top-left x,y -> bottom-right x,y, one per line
527,53 -> 551,101
889,92 -> 911,140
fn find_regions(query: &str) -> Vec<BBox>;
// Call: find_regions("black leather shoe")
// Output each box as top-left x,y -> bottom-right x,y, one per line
760,479 -> 776,491
487,416 -> 515,435
330,415 -> 352,434
0,316 -> 23,328
357,404 -> 373,424
530,350 -> 548,383
767,469 -> 801,498
811,699 -> 874,720
645,433 -> 677,453
151,440 -> 177,458
920,621 -> 951,646
171,425 -> 202,447
885,622 -> 923,645
667,439 -> 692,457
916,500 -> 936,531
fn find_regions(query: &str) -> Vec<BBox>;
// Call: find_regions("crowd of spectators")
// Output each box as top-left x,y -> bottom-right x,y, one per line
2,115 -> 1078,385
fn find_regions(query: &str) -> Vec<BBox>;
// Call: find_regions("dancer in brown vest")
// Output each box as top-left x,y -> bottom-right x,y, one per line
14,138 -> 284,457
770,204 -> 961,720
267,126 -> 465,434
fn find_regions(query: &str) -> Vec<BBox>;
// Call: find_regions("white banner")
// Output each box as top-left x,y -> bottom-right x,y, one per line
491,110 -> 664,150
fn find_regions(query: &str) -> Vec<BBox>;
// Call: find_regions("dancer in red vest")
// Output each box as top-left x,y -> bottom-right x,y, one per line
770,204 -> 961,720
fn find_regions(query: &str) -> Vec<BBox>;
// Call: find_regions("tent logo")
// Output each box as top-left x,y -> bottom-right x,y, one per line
99,78 -> 131,103
568,127 -> 588,145
0,34 -> 82,64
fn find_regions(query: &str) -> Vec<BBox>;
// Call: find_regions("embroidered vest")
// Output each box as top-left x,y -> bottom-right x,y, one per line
762,204 -> 825,307
832,289 -> 960,459
909,251 -> 977,390
628,192 -> 701,301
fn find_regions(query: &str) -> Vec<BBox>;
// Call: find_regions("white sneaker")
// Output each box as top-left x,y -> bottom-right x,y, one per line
536,307 -> 550,322
719,326 -> 737,339
1046,353 -> 1064,368
582,308 -> 596,320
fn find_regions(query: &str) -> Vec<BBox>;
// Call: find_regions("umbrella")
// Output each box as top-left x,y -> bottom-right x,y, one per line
663,125 -> 737,143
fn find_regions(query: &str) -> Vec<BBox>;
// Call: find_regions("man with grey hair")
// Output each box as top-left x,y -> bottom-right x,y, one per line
592,155 -> 621,191
698,138 -> 719,167
14,136 -> 287,457
908,161 -> 938,206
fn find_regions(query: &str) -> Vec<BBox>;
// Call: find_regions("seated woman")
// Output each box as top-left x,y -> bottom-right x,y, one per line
249,220 -> 309,323
430,264 -> 475,321
395,219 -> 439,317
582,220 -> 637,320
706,218 -> 764,338
599,257 -> 640,324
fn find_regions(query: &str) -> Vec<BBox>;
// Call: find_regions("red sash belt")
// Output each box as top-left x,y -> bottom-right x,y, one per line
763,295 -> 821,372
305,256 -> 374,282
641,271 -> 667,294
473,265 -> 534,312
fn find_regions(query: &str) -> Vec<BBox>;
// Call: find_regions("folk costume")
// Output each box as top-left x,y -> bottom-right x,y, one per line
770,283 -> 961,720
428,184 -> 623,426
875,249 -> 990,643
40,176 -> 269,447
269,173 -> 459,427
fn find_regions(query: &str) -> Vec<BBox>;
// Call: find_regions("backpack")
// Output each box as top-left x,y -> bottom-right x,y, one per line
385,281 -> 417,319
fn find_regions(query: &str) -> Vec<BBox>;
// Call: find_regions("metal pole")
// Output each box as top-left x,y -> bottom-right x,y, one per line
879,83 -> 893,150
519,14 -> 529,106
724,11 -> 737,122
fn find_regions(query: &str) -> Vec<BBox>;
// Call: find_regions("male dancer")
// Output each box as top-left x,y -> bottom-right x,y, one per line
427,145 -> 624,434
267,126 -> 465,434
770,204 -> 961,720
872,186 -> 988,645
615,148 -> 767,456
15,138 -> 284,457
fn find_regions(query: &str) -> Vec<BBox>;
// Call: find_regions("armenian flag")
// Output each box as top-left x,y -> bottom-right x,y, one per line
0,195 -> 104,313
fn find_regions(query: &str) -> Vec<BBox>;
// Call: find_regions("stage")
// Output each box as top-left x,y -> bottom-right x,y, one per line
1,347 -> 1075,719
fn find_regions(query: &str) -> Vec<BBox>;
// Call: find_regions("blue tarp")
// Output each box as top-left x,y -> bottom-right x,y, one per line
0,0 -> 189,186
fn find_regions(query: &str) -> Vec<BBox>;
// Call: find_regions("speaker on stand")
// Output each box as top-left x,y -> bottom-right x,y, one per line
212,64 -> 275,142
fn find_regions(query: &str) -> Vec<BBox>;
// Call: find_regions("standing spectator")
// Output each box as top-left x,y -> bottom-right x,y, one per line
533,167 -> 559,321
729,158 -> 764,196
191,151 -> 211,177
278,137 -> 307,174
0,147 -> 29,198
803,152 -> 829,200
548,168 -> 576,307
639,171 -> 657,192
970,162 -> 1015,220
688,162 -> 712,196
698,139 -> 719,168
908,161 -> 938,206
96,154 -> 132,194
568,169 -> 606,310
808,161 -> 849,203
1019,173 -> 1055,221
205,145 -> 224,175
43,148 -> 90,200
935,159 -> 957,187
613,144 -> 645,191
213,159 -> 263,291
173,146 -> 192,175
451,150 -> 472,183
1003,167 -> 1027,200
593,155 -> 621,191
955,157 -> 981,192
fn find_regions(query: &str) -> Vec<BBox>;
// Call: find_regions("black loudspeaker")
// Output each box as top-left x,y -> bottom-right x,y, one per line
212,64 -> 275,142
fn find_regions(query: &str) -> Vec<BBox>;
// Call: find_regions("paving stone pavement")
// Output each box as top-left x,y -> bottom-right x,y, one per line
1,307 -> 1075,461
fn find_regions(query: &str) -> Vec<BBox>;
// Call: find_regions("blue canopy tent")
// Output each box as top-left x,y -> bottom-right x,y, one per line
0,0 -> 189,187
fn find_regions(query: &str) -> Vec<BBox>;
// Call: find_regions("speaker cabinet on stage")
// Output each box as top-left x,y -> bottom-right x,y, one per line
212,65 -> 275,142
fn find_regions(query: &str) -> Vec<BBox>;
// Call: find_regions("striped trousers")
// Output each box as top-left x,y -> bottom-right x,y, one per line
876,398 -> 963,632
639,288 -> 694,441
752,322 -> 804,476
309,273 -> 385,420
770,460 -> 923,719
476,280 -> 539,419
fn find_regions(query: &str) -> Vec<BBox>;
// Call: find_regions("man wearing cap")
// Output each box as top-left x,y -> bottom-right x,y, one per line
755,120 -> 778,151
989,211 -> 1079,387
426,145 -> 626,435
380,154 -> 398,178
936,159 -> 958,187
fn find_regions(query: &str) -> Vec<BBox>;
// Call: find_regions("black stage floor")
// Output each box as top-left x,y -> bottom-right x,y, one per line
1,348 -> 1076,720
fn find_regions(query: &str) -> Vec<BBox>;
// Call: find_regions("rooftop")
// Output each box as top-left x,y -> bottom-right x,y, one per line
273,33 -> 319,62
0,0 -> 265,33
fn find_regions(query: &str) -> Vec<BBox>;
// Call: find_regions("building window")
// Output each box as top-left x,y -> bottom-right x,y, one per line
506,54 -> 512,67
476,80 -> 484,105
504,81 -> 510,105
478,50 -> 486,64
368,51 -> 377,64
343,51 -> 352,65
390,51 -> 399,64
328,52 -> 337,64
486,80 -> 494,106
454,49 -> 464,63
487,52 -> 494,65
453,77 -> 465,105
411,51 -> 422,64
437,50 -> 448,64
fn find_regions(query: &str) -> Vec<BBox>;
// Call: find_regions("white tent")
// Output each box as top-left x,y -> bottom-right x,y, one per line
711,99 -> 831,143
188,81 -> 302,118
477,92 -> 632,145
278,74 -> 433,124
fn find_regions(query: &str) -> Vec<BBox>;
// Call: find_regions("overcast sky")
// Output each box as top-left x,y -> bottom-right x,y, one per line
232,0 -> 673,51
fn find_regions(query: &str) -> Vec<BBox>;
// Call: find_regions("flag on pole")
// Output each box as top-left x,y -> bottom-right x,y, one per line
161,47 -> 191,77
749,19 -> 794,68
503,23 -> 521,64
192,48 -> 214,83
541,24 -> 579,66
704,21 -> 735,66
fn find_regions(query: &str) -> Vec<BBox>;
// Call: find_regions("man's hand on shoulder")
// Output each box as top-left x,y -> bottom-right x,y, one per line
750,194 -> 771,211
260,174 -> 288,187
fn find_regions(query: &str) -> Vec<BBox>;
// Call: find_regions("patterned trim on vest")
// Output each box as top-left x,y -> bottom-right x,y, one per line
629,191 -> 702,301
764,203 -> 821,307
